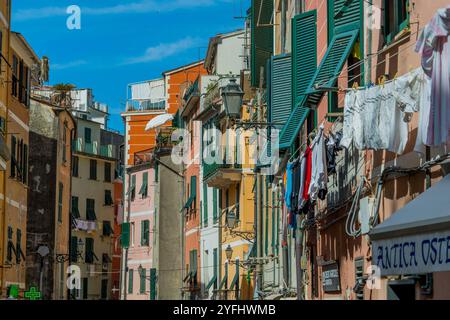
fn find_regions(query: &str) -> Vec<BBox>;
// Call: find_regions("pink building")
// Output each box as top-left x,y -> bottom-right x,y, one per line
124,150 -> 155,300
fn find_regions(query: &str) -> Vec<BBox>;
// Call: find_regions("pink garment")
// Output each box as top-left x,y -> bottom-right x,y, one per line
415,6 -> 450,146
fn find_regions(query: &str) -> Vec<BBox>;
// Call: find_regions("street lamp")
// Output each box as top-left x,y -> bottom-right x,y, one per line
222,79 -> 244,119
226,210 -> 237,230
225,245 -> 233,261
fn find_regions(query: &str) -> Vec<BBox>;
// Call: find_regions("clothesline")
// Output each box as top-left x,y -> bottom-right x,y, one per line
314,26 -> 425,90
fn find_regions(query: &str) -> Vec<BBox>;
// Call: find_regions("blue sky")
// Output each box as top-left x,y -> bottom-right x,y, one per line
12,0 -> 250,133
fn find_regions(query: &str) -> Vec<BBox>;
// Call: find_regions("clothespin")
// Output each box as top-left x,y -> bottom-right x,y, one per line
393,72 -> 399,80
378,75 -> 387,88
352,81 -> 359,90
367,81 -> 375,88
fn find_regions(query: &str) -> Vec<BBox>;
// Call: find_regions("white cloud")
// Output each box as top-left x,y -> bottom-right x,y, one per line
123,37 -> 202,65
52,60 -> 87,70
13,0 -> 229,21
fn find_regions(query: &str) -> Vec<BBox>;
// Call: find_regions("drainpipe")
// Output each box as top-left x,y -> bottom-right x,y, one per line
121,170 -> 132,300
255,67 -> 265,299
0,5 -> 11,297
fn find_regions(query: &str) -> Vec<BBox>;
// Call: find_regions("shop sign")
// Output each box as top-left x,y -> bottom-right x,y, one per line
372,230 -> 450,276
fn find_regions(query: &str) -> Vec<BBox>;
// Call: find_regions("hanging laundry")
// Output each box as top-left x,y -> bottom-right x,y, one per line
326,130 -> 343,175
284,162 -> 294,211
308,126 -> 328,201
415,6 -> 450,146
414,74 -> 433,155
297,154 -> 307,212
341,69 -> 425,155
290,158 -> 301,214
302,146 -> 312,203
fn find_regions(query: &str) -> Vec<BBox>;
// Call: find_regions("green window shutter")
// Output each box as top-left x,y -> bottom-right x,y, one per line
212,189 -> 218,223
10,135 -> 16,177
270,54 -> 292,126
139,172 -> 148,197
293,11 -> 318,107
271,191 -> 275,252
278,11 -> 317,150
264,181 -> 269,256
141,220 -> 149,246
305,29 -> 359,107
203,184 -> 208,226
128,269 -> 133,294
83,278 -> 88,299
70,236 -> 78,262
85,238 -> 94,263
140,269 -> 146,294
213,248 -> 218,289
58,182 -> 63,223
121,222 -> 130,248
251,0 -> 274,87
331,0 -> 362,35
71,196 -> 80,218
131,175 -> 136,201
86,199 -> 97,221
190,176 -> 197,198
150,268 -> 157,300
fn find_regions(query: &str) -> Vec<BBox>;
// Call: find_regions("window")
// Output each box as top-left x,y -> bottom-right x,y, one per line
89,159 -> 97,180
104,190 -> 113,206
18,60 -> 23,102
104,162 -> 111,182
101,279 -> 108,300
84,127 -> 92,144
12,55 -> 18,97
154,164 -> 159,182
86,199 -> 97,221
58,182 -> 63,223
131,222 -> 135,247
140,269 -> 146,294
16,229 -> 23,263
141,220 -> 150,246
70,236 -> 78,262
72,156 -> 79,177
235,183 -> 240,222
10,136 -> 16,178
71,196 -> 80,218
139,172 -> 148,198
130,175 -> 136,201
6,226 -> 13,262
85,238 -> 96,264
213,189 -> 218,223
82,278 -> 88,300
22,144 -> 28,184
150,269 -> 157,300
384,0 -> 409,44
103,221 -> 113,236
128,269 -> 134,294
203,184 -> 208,227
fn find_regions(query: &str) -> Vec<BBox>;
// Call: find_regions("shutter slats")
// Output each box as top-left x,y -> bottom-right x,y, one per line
251,0 -> 274,87
270,54 -> 292,126
305,29 -> 359,107
277,10 -> 317,150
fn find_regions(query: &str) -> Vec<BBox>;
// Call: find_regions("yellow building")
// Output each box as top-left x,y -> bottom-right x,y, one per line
0,0 -> 11,298
202,74 -> 256,300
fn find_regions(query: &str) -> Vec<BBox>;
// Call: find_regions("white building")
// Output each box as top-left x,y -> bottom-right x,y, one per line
199,29 -> 245,300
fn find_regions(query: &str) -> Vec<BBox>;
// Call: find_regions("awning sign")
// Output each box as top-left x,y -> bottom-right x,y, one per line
372,230 -> 450,276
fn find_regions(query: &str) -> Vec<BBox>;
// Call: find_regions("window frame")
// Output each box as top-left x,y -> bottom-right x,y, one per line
383,0 -> 410,45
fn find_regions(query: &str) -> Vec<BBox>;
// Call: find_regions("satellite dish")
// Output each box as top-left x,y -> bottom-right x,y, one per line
37,245 -> 50,257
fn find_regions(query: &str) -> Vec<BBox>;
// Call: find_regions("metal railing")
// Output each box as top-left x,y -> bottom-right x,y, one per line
126,100 -> 165,112
203,146 -> 242,180
73,139 -> 116,158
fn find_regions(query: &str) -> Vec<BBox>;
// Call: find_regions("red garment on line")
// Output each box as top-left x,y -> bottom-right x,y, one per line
302,146 -> 312,201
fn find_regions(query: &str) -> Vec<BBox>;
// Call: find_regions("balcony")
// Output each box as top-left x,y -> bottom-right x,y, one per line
203,146 -> 242,188
73,138 -> 116,159
126,99 -> 165,112
155,127 -> 177,152
181,78 -> 200,118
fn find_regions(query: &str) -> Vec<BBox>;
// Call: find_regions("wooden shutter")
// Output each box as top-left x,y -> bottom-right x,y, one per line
270,54 -> 292,126
140,269 -> 146,294
251,0 -> 274,87
150,269 -> 157,300
128,269 -> 133,294
121,222 -> 130,248
213,189 -> 218,223
203,184 -> 208,226
70,236 -> 78,262
305,29 -> 359,107
277,10 -> 317,150
331,0 -> 362,35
